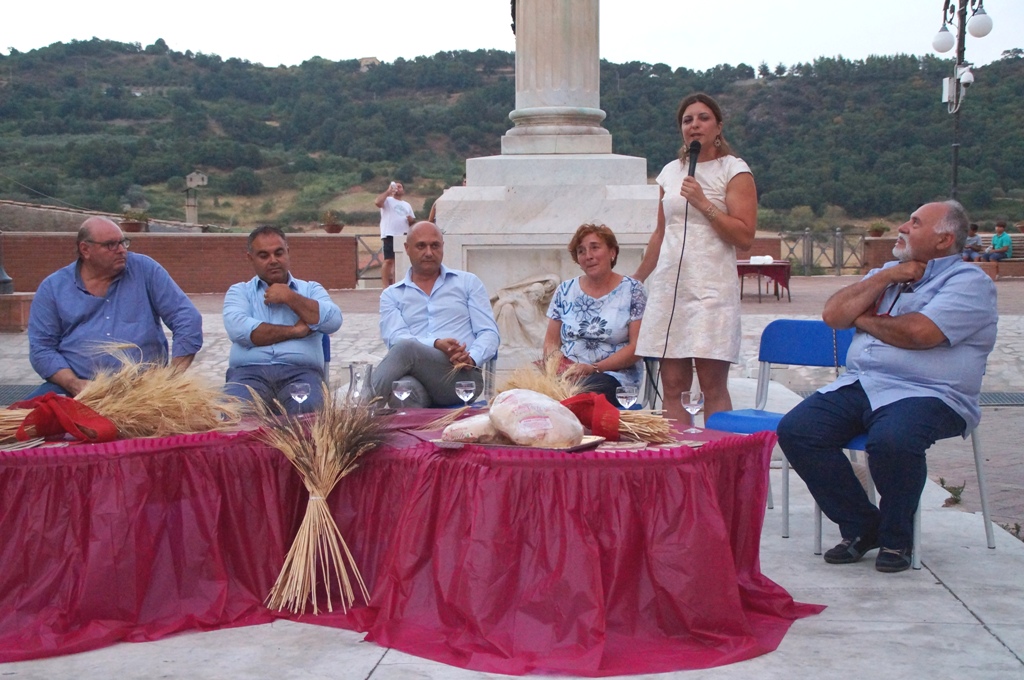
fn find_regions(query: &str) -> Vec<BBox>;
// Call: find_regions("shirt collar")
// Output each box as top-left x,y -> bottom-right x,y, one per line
255,273 -> 297,290
398,264 -> 452,288
921,253 -> 963,281
74,253 -> 131,291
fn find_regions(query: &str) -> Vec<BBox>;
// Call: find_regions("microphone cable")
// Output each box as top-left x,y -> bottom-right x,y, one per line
659,200 -> 690,360
658,140 -> 701,360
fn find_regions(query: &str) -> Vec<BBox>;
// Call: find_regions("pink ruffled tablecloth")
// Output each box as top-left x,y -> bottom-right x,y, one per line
0,413 -> 822,675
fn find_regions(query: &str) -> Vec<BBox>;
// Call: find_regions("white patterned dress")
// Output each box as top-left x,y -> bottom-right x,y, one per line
547,276 -> 648,388
636,156 -> 752,362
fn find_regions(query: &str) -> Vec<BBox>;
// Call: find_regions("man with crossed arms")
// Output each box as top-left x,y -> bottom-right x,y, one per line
778,200 -> 997,573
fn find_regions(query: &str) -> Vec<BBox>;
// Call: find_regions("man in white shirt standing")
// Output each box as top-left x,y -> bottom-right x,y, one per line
375,181 -> 416,287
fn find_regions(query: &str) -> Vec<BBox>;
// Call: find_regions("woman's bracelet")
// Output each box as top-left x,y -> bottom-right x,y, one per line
703,204 -> 720,220
592,363 -> 601,374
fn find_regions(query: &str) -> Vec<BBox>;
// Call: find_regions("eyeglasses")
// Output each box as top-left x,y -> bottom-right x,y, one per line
85,238 -> 131,251
877,282 -> 911,317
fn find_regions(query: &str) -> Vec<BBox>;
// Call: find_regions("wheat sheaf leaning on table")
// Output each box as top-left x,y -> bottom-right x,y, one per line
0,345 -> 243,443
251,385 -> 386,615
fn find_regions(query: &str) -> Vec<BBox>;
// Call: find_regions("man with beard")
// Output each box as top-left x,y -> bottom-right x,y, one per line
371,221 -> 499,408
778,200 -> 997,573
28,216 -> 202,397
223,226 -> 342,414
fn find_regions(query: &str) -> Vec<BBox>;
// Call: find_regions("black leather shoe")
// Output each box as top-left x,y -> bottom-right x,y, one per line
823,536 -> 879,564
875,547 -> 912,573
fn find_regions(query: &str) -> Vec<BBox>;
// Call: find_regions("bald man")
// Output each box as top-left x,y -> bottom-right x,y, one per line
371,222 -> 499,408
27,217 -> 202,397
778,200 -> 997,573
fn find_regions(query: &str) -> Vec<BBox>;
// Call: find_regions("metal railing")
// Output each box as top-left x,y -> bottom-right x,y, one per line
356,236 -> 383,281
780,228 -> 866,276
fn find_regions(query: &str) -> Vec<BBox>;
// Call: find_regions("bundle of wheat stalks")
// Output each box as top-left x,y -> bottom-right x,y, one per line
253,386 -> 386,615
0,346 -> 242,443
500,354 -> 675,444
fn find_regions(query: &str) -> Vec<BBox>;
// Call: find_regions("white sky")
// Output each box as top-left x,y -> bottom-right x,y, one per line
3,1 -> 1022,72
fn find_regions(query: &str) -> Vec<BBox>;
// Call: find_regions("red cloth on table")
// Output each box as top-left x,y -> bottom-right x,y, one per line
560,392 -> 621,440
0,426 -> 823,675
11,393 -> 118,442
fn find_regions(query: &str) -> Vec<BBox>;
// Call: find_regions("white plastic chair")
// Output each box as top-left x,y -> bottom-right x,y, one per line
814,428 -> 996,569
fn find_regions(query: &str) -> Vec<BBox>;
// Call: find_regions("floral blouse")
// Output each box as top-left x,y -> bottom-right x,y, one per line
546,275 -> 647,387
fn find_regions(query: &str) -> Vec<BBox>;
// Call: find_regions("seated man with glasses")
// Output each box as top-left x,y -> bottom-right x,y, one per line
777,200 -> 997,573
27,216 -> 202,397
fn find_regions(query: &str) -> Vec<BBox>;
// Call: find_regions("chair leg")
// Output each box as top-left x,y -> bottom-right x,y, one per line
813,502 -> 822,554
913,497 -> 922,569
972,429 -> 996,550
766,468 -> 774,509
782,455 -> 790,538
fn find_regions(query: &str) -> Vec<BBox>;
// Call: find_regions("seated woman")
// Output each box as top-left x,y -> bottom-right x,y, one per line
544,224 -> 647,405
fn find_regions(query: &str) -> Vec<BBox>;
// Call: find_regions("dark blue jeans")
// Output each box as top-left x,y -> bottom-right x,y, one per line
225,364 -> 326,415
778,382 -> 965,550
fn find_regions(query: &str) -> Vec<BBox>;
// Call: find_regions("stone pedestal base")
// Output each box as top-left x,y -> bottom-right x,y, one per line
432,154 -> 659,369
0,293 -> 34,332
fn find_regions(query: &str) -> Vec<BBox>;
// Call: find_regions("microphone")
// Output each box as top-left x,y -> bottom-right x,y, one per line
687,140 -> 702,177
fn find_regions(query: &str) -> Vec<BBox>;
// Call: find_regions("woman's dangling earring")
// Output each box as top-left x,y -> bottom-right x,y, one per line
714,136 -> 722,148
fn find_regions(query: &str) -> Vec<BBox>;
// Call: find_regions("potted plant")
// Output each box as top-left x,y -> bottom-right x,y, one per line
120,210 -> 149,233
320,209 -> 345,234
867,222 -> 890,238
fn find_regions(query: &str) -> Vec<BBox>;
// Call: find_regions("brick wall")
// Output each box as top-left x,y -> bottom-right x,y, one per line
863,237 -> 898,272
0,233 -> 358,293
737,237 -> 782,259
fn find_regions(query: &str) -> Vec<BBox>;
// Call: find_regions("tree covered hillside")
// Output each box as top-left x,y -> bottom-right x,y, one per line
0,38 -> 1021,227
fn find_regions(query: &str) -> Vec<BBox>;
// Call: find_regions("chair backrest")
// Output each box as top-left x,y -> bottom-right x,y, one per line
758,319 -> 855,368
321,333 -> 331,383
749,320 -> 854,410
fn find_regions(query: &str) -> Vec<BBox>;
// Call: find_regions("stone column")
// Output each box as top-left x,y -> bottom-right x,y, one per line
502,0 -> 611,154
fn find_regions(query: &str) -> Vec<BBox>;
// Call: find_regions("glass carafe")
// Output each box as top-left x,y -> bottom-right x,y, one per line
346,361 -> 374,407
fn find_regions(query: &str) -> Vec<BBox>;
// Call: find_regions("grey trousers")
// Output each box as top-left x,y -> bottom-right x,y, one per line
371,338 -> 482,408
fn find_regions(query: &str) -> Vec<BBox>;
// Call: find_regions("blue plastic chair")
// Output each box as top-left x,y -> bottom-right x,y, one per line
705,319 -> 855,538
321,333 -> 332,384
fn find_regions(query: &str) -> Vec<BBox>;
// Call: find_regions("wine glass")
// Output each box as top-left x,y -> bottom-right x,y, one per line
455,380 -> 477,408
392,379 -> 413,415
288,382 -> 311,406
681,390 -> 704,434
615,385 -> 638,409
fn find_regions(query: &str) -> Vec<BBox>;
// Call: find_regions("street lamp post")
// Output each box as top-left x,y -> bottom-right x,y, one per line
932,0 -> 993,201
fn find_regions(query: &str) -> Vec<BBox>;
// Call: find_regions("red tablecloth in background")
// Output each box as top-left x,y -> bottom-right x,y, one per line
0,416 -> 822,675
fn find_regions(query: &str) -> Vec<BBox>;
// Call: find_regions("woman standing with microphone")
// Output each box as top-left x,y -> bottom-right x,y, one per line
634,93 -> 758,424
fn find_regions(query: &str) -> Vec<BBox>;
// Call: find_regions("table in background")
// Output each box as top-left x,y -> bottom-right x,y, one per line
0,414 -> 821,675
737,259 -> 792,302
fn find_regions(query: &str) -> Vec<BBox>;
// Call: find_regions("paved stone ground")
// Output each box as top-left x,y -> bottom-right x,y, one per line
2,275 -> 1022,533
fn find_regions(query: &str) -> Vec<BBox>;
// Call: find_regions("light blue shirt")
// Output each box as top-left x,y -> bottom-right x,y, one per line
380,265 -> 499,366
29,253 -> 202,381
822,254 -> 998,432
223,274 -> 342,370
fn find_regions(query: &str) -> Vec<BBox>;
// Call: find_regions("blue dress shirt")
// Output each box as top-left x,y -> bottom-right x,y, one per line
223,274 -> 342,370
28,253 -> 203,380
822,254 -> 998,432
380,265 -> 499,366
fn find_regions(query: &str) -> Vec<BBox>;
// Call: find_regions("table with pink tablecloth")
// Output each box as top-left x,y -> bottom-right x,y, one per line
0,412 -> 821,675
